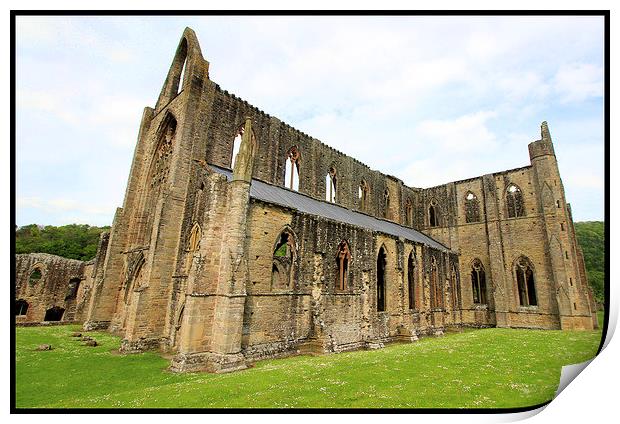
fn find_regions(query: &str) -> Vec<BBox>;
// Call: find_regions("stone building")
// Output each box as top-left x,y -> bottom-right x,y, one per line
16,28 -> 597,372
15,253 -> 94,323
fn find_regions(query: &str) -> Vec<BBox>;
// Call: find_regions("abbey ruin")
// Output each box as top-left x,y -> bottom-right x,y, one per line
15,28 -> 598,373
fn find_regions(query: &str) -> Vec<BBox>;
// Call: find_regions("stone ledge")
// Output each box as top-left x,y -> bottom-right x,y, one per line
170,351 -> 247,373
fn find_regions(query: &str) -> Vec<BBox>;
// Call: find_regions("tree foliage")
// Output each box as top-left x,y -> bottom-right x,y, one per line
574,221 -> 605,303
15,224 -> 110,261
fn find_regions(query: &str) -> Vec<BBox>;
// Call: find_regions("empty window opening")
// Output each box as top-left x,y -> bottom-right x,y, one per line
516,257 -> 537,306
271,229 -> 296,288
231,128 -> 243,169
377,246 -> 387,312
44,306 -> 65,322
177,55 -> 188,94
565,251 -> 569,259
569,277 -> 573,286
407,251 -> 416,310
383,189 -> 390,218
429,201 -> 439,227
29,268 -> 42,286
405,198 -> 413,226
15,299 -> 28,316
471,259 -> 487,304
359,180 -> 369,210
465,192 -> 481,223
431,257 -> 442,308
560,223 -> 565,231
285,147 -> 301,191
325,167 -> 337,203
148,114 -> 177,195
574,302 -> 577,310
65,278 -> 81,301
506,184 -> 525,218
556,200 -> 561,208
336,240 -> 351,291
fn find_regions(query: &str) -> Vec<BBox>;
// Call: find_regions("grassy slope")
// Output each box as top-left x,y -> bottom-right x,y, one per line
16,324 -> 601,409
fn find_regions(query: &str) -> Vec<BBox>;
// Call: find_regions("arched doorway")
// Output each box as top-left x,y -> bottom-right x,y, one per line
44,306 -> 65,322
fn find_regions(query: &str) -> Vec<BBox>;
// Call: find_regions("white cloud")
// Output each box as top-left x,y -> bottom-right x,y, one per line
15,16 -> 604,225
18,197 -> 112,215
553,63 -> 603,104
414,111 -> 498,153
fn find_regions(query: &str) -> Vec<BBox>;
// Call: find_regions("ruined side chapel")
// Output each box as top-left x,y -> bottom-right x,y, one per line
19,28 -> 598,373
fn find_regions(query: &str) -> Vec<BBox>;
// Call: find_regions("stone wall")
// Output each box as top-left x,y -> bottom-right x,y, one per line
74,27 -> 597,374
15,253 -> 93,322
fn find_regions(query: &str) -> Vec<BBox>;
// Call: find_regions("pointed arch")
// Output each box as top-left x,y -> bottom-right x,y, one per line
325,166 -> 337,203
506,183 -> 525,218
405,197 -> 413,226
471,258 -> 487,304
429,200 -> 440,227
230,125 -> 243,170
430,256 -> 442,308
271,227 -> 297,288
514,256 -> 537,306
377,244 -> 387,312
149,112 -> 177,189
464,191 -> 481,223
124,252 -> 146,304
359,179 -> 369,211
232,118 -> 258,180
336,240 -> 352,291
188,222 -> 202,253
407,249 -> 416,310
383,188 -> 390,218
285,146 -> 301,191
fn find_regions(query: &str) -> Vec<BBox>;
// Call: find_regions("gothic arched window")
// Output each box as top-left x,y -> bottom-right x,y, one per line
231,126 -> 243,170
285,146 -> 301,191
336,240 -> 352,291
325,167 -> 337,203
383,189 -> 390,218
271,229 -> 297,288
429,201 -> 440,227
465,192 -> 481,223
359,180 -> 369,211
471,259 -> 487,304
407,250 -> 416,310
506,184 -> 525,218
150,115 -> 177,189
405,198 -> 413,226
431,257 -> 442,308
515,256 -> 537,306
377,246 -> 387,312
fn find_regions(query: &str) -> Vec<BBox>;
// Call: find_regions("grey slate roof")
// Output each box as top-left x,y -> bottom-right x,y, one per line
212,166 -> 450,252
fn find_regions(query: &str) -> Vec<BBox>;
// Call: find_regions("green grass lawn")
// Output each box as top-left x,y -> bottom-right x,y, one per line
15,321 -> 602,409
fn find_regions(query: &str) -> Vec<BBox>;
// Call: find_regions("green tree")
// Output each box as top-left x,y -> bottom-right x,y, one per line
574,221 -> 605,304
15,224 -> 110,261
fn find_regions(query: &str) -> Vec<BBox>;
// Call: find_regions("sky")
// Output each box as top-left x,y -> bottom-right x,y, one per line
15,15 -> 605,226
